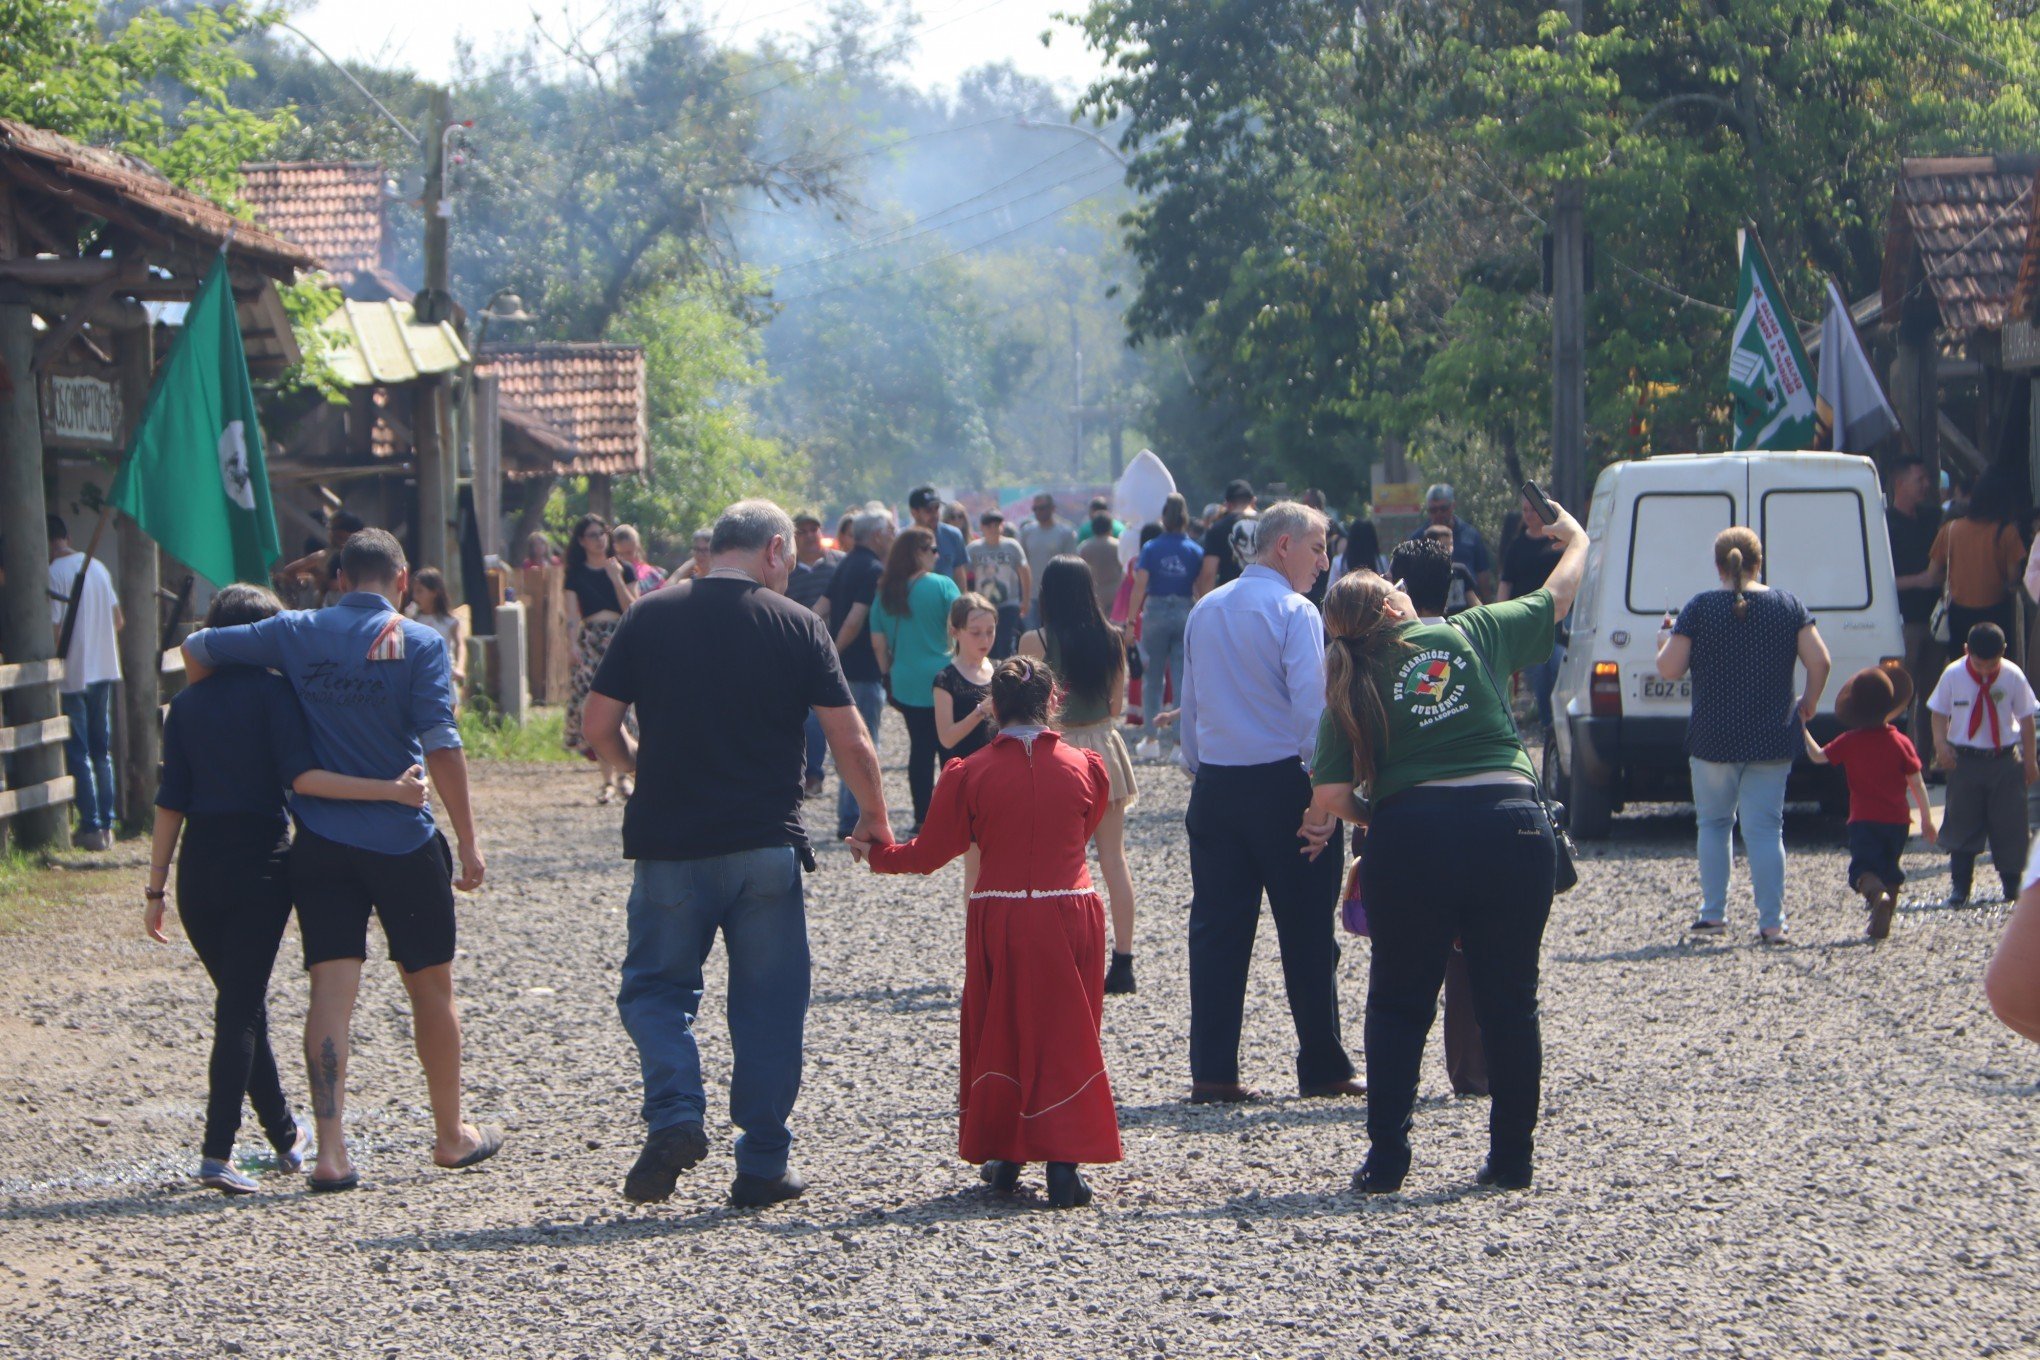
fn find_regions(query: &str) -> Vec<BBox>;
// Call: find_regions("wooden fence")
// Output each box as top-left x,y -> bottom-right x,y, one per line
0,658 -> 73,827
520,565 -> 571,705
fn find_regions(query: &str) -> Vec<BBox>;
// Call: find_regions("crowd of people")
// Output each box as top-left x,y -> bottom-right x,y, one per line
127,466 -> 2040,1214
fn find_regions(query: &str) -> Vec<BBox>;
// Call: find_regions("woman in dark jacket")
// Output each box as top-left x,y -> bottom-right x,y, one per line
147,585 -> 428,1195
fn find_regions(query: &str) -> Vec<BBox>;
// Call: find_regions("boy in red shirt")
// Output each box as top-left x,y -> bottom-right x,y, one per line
1805,665 -> 1937,940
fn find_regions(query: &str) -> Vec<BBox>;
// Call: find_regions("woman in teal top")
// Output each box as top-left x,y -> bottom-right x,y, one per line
873,525 -> 962,832
1308,498 -> 1587,1197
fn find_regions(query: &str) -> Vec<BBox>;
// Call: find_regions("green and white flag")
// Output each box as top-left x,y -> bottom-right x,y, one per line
109,251 -> 280,586
1728,229 -> 1817,450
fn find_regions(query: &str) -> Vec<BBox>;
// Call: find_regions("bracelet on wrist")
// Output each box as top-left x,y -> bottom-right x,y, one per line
143,888 -> 166,901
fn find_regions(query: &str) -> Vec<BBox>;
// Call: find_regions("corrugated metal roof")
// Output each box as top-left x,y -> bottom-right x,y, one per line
1880,154 -> 2039,339
323,298 -> 469,387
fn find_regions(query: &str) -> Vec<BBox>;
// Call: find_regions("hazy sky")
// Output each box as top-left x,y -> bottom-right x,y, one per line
285,0 -> 1108,96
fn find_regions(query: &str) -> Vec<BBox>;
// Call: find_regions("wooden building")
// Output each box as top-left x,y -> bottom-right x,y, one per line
0,120 -> 313,847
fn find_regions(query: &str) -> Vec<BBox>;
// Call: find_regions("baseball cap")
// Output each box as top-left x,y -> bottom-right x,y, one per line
1224,478 -> 1254,503
979,508 -> 1005,524
907,486 -> 941,511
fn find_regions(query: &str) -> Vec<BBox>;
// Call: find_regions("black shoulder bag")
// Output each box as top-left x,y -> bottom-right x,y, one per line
1454,621 -> 1580,894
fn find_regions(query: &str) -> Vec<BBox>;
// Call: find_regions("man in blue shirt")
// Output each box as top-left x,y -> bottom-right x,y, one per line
182,529 -> 499,1190
908,485 -> 968,589
1125,492 -> 1204,758
1177,501 -> 1360,1105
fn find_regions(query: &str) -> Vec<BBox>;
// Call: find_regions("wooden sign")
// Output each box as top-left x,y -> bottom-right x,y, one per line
38,368 -> 122,450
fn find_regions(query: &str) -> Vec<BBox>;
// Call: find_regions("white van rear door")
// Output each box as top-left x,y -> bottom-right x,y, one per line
1750,455 -> 1897,716
1621,461 -> 1741,714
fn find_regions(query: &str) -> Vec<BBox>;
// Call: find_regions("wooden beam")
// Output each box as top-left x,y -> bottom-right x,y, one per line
0,257 -> 127,286
0,714 -> 69,753
0,775 -> 75,820
0,658 -> 68,691
30,270 -> 123,372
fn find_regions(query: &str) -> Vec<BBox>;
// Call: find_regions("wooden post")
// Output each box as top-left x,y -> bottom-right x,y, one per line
415,376 -> 451,578
114,317 -> 158,831
1549,0 -> 1587,506
0,291 -> 70,850
587,472 -> 613,520
1894,297 -> 1941,488
473,373 -> 502,563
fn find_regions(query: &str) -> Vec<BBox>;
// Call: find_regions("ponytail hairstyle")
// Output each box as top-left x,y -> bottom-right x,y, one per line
1713,527 -> 1764,621
1320,571 -> 1417,791
989,655 -> 1057,728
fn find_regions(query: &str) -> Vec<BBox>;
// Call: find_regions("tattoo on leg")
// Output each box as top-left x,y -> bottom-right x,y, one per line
313,1037 -> 340,1119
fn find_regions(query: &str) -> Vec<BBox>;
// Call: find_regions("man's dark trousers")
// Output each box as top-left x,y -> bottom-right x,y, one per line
1186,759 -> 1353,1089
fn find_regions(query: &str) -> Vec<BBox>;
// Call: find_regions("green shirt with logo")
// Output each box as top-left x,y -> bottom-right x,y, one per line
1310,588 -> 1556,807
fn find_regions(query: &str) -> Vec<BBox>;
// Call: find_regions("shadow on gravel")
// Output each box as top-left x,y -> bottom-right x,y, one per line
811,982 -> 956,1012
1115,1094 -> 1450,1132
0,1188 -> 266,1223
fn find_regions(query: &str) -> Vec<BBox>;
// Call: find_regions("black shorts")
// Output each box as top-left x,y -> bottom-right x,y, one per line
290,823 -> 457,973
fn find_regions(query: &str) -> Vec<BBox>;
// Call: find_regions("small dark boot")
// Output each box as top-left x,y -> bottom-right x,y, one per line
623,1120 -> 709,1204
1103,952 -> 1135,995
1476,1156 -> 1534,1191
1044,1162 -> 1093,1209
979,1160 -> 1022,1194
729,1168 -> 808,1208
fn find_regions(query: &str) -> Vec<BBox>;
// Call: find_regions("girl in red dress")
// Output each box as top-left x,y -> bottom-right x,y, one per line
852,657 -> 1124,1207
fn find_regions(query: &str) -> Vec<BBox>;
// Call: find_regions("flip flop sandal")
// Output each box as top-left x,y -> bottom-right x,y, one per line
597,784 -> 615,806
440,1124 -> 505,1170
307,1170 -> 361,1194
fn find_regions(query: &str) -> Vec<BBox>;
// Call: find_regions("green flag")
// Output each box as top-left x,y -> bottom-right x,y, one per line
109,251 -> 280,586
1728,229 -> 1818,450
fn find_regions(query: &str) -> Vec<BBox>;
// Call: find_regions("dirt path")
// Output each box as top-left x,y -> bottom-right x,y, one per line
1,722 -> 2035,1358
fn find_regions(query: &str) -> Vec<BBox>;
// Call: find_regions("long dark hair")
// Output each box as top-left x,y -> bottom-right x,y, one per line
1036,555 -> 1123,710
413,566 -> 452,617
566,513 -> 610,572
1341,517 -> 1380,575
878,524 -> 934,618
1321,571 -> 1416,791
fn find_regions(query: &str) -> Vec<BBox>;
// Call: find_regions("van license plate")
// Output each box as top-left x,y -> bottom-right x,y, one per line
1640,676 -> 1692,701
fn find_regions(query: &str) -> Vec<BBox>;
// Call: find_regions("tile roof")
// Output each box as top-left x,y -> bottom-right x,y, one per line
478,344 -> 648,480
0,119 -> 312,277
1881,154 -> 2040,339
238,161 -> 387,286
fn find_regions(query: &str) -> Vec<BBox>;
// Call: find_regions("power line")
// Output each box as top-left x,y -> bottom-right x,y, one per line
773,181 -> 1121,304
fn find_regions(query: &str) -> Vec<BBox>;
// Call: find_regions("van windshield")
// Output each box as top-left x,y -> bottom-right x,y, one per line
1761,488 -> 1871,610
1626,492 -> 1734,616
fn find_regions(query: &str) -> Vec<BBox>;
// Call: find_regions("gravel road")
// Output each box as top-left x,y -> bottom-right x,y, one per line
1,716 -> 2035,1359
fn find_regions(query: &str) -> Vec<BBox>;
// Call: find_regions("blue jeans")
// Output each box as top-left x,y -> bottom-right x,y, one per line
802,710 -> 827,782
1140,594 -> 1191,742
836,679 -> 886,838
1524,643 -> 1566,730
616,848 -> 810,1177
62,680 -> 116,833
1690,758 -> 1791,932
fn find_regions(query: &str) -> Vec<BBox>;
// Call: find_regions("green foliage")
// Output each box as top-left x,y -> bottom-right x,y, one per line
457,704 -> 573,762
0,0 -> 295,201
1075,0 -> 2040,511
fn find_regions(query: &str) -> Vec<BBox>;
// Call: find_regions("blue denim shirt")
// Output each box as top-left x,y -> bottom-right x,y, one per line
185,592 -> 460,854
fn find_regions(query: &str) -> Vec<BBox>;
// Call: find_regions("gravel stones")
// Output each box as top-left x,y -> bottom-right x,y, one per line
0,726 -> 2033,1357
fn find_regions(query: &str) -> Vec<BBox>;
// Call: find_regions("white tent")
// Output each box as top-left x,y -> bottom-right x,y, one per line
1113,448 -> 1177,567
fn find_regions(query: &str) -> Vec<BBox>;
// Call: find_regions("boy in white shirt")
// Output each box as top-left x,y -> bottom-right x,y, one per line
1927,622 -> 2038,906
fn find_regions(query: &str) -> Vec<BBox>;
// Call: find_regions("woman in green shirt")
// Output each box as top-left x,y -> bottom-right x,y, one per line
1019,556 -> 1141,994
872,525 -> 962,833
1310,498 -> 1587,1195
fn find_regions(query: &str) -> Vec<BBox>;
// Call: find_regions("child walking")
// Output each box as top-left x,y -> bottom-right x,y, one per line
147,585 -> 430,1194
1927,623 -> 2038,907
850,658 -> 1123,1208
406,567 -> 467,708
1804,665 -> 1936,939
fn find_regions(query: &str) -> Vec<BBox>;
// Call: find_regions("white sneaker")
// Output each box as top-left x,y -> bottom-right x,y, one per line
1171,747 -> 1188,768
1135,738 -> 1161,762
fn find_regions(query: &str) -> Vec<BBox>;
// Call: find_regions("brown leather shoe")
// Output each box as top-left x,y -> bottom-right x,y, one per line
1188,1082 -> 1262,1104
1300,1078 -> 1368,1099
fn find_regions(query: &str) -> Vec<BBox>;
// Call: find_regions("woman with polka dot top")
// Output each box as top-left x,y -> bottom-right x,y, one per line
1656,527 -> 1832,943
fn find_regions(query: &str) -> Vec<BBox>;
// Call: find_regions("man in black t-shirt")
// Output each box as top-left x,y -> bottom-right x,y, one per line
1499,500 -> 1568,728
586,499 -> 891,1212
1194,478 -> 1258,600
822,507 -> 894,838
1886,456 -> 1945,764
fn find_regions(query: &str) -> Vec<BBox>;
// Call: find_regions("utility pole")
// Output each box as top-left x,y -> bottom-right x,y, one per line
1550,0 -> 1587,510
414,86 -> 460,597
417,87 -> 453,326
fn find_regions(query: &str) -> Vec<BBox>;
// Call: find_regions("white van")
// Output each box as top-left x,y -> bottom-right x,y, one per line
1546,452 -> 1905,838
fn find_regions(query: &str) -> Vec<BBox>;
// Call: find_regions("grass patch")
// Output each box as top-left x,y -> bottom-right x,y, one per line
457,703 -> 575,763
0,848 -> 61,933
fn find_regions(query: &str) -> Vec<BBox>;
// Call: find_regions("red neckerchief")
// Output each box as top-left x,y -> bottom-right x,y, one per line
1966,659 -> 2002,746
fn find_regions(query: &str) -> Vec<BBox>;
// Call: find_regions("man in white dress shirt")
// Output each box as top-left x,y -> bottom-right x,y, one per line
1177,501 -> 1361,1103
